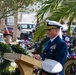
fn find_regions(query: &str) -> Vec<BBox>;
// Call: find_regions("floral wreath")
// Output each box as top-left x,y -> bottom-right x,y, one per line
64,58 -> 76,75
0,42 -> 11,72
11,44 -> 28,55
0,43 -> 28,73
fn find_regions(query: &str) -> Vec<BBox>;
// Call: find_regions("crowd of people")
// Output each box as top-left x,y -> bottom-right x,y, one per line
17,30 -> 35,50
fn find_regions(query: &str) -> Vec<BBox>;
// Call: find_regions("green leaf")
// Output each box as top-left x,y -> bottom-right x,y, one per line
33,23 -> 46,42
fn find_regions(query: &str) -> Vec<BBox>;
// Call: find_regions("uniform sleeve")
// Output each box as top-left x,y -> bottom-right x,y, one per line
55,42 -> 67,65
54,42 -> 68,75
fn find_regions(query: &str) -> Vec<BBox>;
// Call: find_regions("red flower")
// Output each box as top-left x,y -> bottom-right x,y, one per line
67,58 -> 70,60
71,56 -> 74,59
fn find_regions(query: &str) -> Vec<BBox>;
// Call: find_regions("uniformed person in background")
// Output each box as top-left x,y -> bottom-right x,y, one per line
62,28 -> 70,49
61,25 -> 71,58
33,20 -> 68,75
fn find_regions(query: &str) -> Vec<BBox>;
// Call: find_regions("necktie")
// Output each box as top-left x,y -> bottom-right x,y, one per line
48,41 -> 51,47
49,40 -> 51,44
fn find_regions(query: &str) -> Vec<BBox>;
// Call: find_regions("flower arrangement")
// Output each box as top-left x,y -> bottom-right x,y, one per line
0,42 -> 11,73
0,43 -> 29,73
11,44 -> 28,55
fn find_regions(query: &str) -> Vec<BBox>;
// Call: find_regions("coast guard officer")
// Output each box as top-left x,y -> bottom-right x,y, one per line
33,20 -> 68,75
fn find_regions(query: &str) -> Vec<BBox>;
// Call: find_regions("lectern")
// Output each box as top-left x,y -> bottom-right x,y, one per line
3,53 -> 42,75
3,53 -> 63,75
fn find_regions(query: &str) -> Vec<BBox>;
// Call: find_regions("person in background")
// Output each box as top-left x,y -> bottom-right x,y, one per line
33,20 -> 68,75
72,28 -> 76,47
61,27 -> 71,60
62,28 -> 70,49
28,31 -> 33,41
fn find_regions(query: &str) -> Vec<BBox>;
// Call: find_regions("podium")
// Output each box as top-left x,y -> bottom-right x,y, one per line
3,53 -> 42,75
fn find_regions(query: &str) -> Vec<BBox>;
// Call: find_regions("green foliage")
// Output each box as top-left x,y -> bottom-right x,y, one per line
35,37 -> 50,54
0,42 -> 11,53
11,44 -> 28,55
0,42 -> 11,73
74,27 -> 76,32
0,42 -> 28,73
37,0 -> 76,21
0,0 -> 24,18
24,0 -> 34,6
50,1 -> 76,21
36,0 -> 76,36
37,0 -> 64,20
33,22 -> 46,42
0,0 -> 36,19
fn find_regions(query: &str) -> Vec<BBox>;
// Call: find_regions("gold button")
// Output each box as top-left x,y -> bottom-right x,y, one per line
51,50 -> 53,51
44,53 -> 46,54
50,52 -> 52,54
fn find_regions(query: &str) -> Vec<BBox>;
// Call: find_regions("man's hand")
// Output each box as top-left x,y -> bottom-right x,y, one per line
33,54 -> 41,60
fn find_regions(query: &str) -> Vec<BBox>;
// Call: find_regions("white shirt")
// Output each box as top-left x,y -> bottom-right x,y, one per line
50,35 -> 58,42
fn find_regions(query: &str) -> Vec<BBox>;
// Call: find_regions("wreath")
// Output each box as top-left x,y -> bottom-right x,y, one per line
0,42 -> 11,72
64,59 -> 76,75
0,43 -> 29,73
11,44 -> 28,55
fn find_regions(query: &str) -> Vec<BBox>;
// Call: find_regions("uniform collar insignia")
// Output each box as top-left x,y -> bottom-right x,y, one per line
50,44 -> 56,49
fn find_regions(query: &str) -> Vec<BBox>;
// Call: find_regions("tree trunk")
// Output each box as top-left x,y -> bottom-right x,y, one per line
0,18 -> 5,33
0,19 -> 1,32
12,11 -> 18,42
19,12 -> 23,22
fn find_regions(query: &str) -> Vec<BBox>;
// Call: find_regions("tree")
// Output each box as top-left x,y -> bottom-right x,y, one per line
33,0 -> 76,42
47,0 -> 76,35
0,0 -> 35,18
0,0 -> 38,41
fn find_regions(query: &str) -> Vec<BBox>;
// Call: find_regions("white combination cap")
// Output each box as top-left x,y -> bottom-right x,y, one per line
46,20 -> 62,29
